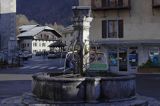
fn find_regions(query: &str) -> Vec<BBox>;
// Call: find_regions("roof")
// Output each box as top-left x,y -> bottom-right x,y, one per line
49,41 -> 66,47
19,25 -> 39,32
92,39 -> 160,46
17,26 -> 61,38
62,25 -> 74,33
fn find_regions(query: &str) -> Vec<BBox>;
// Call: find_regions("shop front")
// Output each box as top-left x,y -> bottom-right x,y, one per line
91,40 -> 160,73
107,46 -> 138,72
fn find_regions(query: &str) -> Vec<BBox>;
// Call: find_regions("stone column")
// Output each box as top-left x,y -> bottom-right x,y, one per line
82,17 -> 93,72
72,6 -> 93,73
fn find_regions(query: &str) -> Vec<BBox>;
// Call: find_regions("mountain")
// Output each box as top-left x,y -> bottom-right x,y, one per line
16,0 -> 78,26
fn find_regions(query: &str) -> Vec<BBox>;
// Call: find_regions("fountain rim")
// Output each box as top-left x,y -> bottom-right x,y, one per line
32,72 -> 136,82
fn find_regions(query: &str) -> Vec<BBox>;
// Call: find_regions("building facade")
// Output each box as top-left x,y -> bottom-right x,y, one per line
17,25 -> 61,54
79,0 -> 160,72
61,25 -> 74,50
0,0 -> 17,63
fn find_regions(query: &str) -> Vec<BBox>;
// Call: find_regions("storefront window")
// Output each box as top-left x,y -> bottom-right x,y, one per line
108,49 -> 118,66
129,47 -> 138,67
149,47 -> 160,66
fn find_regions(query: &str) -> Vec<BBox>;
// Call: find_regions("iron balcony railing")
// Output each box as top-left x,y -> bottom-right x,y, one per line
92,0 -> 131,11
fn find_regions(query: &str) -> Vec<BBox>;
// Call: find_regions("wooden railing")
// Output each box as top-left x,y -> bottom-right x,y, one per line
92,0 -> 131,10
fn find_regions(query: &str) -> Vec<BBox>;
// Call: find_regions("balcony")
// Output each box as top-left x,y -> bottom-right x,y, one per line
153,0 -> 160,8
92,0 -> 131,11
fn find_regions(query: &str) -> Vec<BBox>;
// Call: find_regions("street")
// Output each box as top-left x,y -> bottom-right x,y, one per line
0,56 -> 65,102
137,74 -> 160,101
0,56 -> 65,74
0,56 -> 160,103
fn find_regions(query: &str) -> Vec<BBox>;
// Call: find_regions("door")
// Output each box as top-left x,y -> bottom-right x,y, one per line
119,48 -> 127,71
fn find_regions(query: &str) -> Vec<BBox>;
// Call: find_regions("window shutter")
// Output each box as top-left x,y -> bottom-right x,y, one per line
102,0 -> 106,7
102,20 -> 107,38
118,20 -> 123,38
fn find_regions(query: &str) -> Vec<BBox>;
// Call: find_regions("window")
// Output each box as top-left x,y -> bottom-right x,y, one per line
108,49 -> 118,66
129,47 -> 138,66
107,0 -> 116,7
35,43 -> 37,47
108,20 -> 118,38
42,43 -> 46,47
102,20 -> 123,38
45,35 -> 49,40
149,47 -> 160,66
27,43 -> 29,47
102,0 -> 126,8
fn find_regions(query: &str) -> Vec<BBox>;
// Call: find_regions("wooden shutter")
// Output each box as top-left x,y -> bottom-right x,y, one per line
118,20 -> 124,38
102,20 -> 107,38
102,0 -> 107,7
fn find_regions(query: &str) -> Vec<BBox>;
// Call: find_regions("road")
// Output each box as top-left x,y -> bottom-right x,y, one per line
0,56 -> 65,74
0,56 -> 160,102
0,56 -> 65,102
136,74 -> 160,101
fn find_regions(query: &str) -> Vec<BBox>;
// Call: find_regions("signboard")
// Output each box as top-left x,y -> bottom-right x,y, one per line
90,62 -> 108,71
89,51 -> 108,71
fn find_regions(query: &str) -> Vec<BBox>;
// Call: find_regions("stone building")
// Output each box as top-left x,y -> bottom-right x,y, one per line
0,0 -> 17,63
79,0 -> 160,72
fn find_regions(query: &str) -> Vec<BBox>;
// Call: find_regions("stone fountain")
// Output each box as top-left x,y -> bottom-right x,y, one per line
2,6 -> 159,106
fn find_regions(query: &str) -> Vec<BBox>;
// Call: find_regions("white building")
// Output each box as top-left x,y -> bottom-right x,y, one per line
17,25 -> 61,54
0,0 -> 17,63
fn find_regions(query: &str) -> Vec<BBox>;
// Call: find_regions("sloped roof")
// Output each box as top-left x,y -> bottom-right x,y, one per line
49,41 -> 66,47
17,26 -> 61,38
19,25 -> 39,32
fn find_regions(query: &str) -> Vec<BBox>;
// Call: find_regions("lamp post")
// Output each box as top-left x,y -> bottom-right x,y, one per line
72,6 -> 93,74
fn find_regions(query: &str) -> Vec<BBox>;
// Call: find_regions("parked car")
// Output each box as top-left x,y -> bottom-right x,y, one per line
47,54 -> 58,59
35,52 -> 42,56
19,51 -> 32,60
47,52 -> 67,59
24,50 -> 32,57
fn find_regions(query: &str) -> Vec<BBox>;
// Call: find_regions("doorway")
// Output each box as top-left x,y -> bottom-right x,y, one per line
119,48 -> 128,71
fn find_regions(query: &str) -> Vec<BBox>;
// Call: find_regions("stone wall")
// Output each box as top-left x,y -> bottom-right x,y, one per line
32,73 -> 136,103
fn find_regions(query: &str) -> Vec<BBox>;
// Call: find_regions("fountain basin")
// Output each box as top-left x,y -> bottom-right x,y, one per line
32,72 -> 136,103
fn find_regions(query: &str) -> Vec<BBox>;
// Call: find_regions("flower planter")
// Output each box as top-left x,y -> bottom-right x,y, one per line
138,67 -> 160,73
